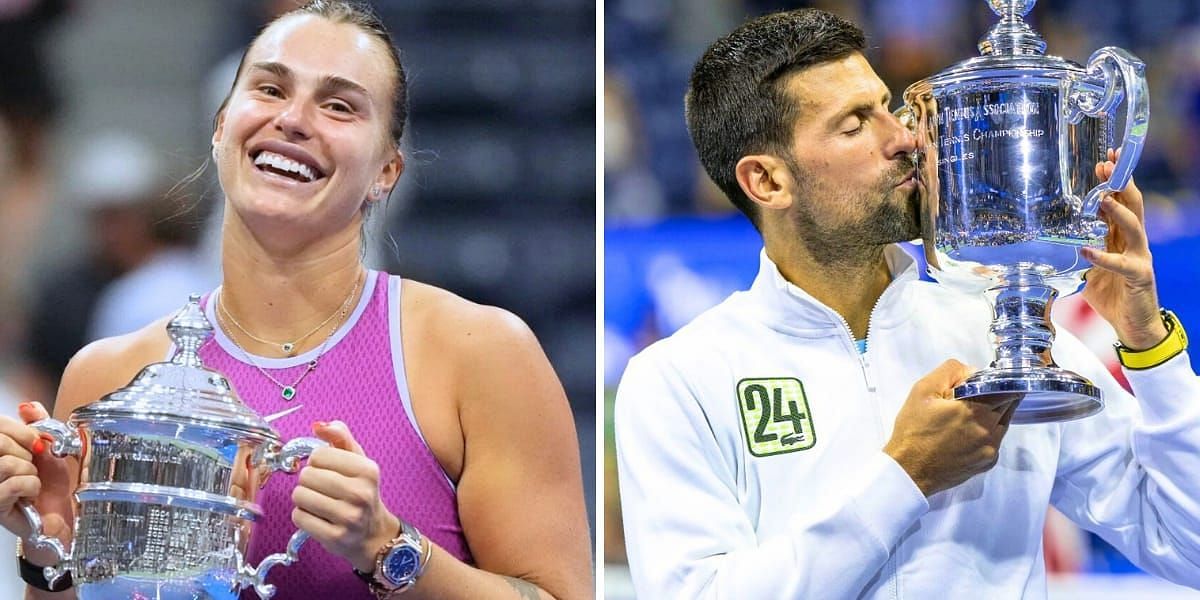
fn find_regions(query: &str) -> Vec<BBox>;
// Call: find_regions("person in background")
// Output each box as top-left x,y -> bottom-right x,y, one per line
12,132 -> 214,409
0,0 -> 68,355
81,134 -> 216,341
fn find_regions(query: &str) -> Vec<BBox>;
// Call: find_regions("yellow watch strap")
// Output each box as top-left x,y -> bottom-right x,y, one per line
1115,310 -> 1189,370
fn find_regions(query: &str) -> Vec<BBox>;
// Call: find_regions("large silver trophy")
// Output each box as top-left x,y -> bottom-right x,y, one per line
899,0 -> 1148,422
20,296 -> 326,599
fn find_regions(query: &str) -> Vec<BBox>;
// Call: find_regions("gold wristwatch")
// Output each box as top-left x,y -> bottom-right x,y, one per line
354,520 -> 431,598
1115,309 -> 1189,370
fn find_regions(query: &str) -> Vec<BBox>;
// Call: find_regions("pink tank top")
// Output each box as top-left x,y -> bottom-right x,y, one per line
196,271 -> 472,598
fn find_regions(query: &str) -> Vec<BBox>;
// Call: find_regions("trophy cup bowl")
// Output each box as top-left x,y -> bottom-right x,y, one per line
20,296 -> 327,599
899,0 -> 1149,423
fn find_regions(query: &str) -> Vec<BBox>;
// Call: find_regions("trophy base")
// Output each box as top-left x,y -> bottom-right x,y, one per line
954,367 -> 1103,424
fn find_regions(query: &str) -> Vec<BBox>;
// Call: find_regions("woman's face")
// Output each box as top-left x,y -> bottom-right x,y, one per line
213,15 -> 401,244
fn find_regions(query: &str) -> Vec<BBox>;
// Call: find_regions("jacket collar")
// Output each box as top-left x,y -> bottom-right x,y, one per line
746,244 -> 921,338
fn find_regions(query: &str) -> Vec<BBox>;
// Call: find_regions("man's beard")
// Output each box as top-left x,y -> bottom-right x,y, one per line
788,157 -> 920,269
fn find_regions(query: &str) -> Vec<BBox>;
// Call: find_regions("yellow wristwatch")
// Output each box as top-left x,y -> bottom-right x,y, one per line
1115,309 -> 1189,370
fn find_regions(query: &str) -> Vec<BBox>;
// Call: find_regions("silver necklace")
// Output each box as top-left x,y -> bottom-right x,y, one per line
218,277 -> 359,356
216,272 -> 362,401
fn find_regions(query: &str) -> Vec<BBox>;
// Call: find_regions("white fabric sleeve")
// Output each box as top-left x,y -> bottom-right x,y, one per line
615,353 -> 929,599
1051,348 -> 1200,587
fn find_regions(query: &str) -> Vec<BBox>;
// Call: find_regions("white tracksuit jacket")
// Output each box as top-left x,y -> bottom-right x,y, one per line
615,246 -> 1200,599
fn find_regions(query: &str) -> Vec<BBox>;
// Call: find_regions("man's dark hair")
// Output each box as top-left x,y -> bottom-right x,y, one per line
685,9 -> 865,226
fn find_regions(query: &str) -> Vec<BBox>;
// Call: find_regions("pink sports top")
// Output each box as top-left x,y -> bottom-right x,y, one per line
197,271 -> 472,597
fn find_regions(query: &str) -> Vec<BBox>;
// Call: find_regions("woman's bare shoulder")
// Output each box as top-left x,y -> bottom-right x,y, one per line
55,316 -> 174,418
400,279 -> 539,356
399,277 -> 563,421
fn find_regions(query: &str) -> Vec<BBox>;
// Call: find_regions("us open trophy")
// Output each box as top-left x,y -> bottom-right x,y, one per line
899,0 -> 1148,422
20,296 -> 326,599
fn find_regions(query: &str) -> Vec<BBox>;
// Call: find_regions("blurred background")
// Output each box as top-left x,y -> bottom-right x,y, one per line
0,0 -> 594,594
605,0 -> 1200,598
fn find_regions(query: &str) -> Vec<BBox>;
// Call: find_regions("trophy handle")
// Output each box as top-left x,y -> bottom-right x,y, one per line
19,503 -> 72,587
238,529 -> 312,599
1064,46 -> 1149,217
238,436 -> 327,598
30,418 -> 84,458
263,436 -> 327,473
18,418 -> 82,588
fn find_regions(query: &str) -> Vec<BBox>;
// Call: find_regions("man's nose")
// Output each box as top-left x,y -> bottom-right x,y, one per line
885,111 -> 918,158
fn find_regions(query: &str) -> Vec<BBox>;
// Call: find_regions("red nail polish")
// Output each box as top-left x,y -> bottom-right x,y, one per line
312,421 -> 328,429
31,439 -> 44,454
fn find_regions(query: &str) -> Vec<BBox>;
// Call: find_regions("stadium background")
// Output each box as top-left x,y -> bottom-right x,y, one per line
605,0 -> 1200,597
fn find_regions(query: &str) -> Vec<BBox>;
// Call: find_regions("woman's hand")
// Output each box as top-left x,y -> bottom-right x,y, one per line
0,402 -> 73,559
1081,148 -> 1169,350
292,420 -> 401,572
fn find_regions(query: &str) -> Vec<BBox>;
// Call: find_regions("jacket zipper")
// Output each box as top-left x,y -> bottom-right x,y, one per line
832,296 -> 901,599
831,304 -> 879,393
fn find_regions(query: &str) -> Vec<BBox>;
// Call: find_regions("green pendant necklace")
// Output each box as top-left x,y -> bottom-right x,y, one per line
216,272 -> 361,401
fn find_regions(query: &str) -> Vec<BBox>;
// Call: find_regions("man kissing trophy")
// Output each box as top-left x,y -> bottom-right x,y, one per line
900,0 -> 1149,422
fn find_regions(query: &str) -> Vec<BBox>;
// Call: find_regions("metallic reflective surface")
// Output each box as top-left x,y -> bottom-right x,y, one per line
981,0 -> 1045,55
987,0 -> 1036,16
21,296 -> 325,599
902,0 -> 1149,423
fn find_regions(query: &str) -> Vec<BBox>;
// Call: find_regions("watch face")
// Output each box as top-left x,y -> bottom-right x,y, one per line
381,543 -> 421,585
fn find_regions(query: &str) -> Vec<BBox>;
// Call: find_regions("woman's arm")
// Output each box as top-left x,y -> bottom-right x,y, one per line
293,301 -> 593,599
419,306 -> 592,599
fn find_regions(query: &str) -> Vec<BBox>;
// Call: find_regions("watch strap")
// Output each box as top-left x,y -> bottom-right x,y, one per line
1115,309 -> 1189,370
16,540 -> 72,592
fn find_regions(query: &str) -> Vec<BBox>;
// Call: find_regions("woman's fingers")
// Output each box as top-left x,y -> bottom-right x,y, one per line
292,483 -> 352,525
0,432 -> 33,463
292,506 -> 341,540
0,415 -> 40,458
17,401 -> 50,426
297,463 -> 357,497
0,455 -> 38,482
0,474 -> 41,507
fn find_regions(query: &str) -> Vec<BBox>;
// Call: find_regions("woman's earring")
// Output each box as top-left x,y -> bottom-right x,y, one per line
370,184 -> 382,199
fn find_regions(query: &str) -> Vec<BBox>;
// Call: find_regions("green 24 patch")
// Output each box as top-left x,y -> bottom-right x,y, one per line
736,378 -> 816,457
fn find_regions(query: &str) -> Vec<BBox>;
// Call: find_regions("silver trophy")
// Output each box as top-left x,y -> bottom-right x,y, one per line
20,295 -> 326,599
899,0 -> 1148,422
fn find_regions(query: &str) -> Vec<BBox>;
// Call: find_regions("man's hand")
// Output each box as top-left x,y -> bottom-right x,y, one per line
1081,147 -> 1168,350
884,360 -> 1019,497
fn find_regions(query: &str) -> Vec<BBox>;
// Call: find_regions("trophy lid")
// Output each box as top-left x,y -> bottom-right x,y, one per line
979,0 -> 1045,56
72,294 -> 279,441
918,0 -> 1084,87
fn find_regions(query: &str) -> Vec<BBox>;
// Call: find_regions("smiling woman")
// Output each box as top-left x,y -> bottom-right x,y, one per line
0,2 -> 593,599
211,4 -> 405,253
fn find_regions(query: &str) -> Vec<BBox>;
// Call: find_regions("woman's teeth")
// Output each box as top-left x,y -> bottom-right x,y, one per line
253,151 -> 317,182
